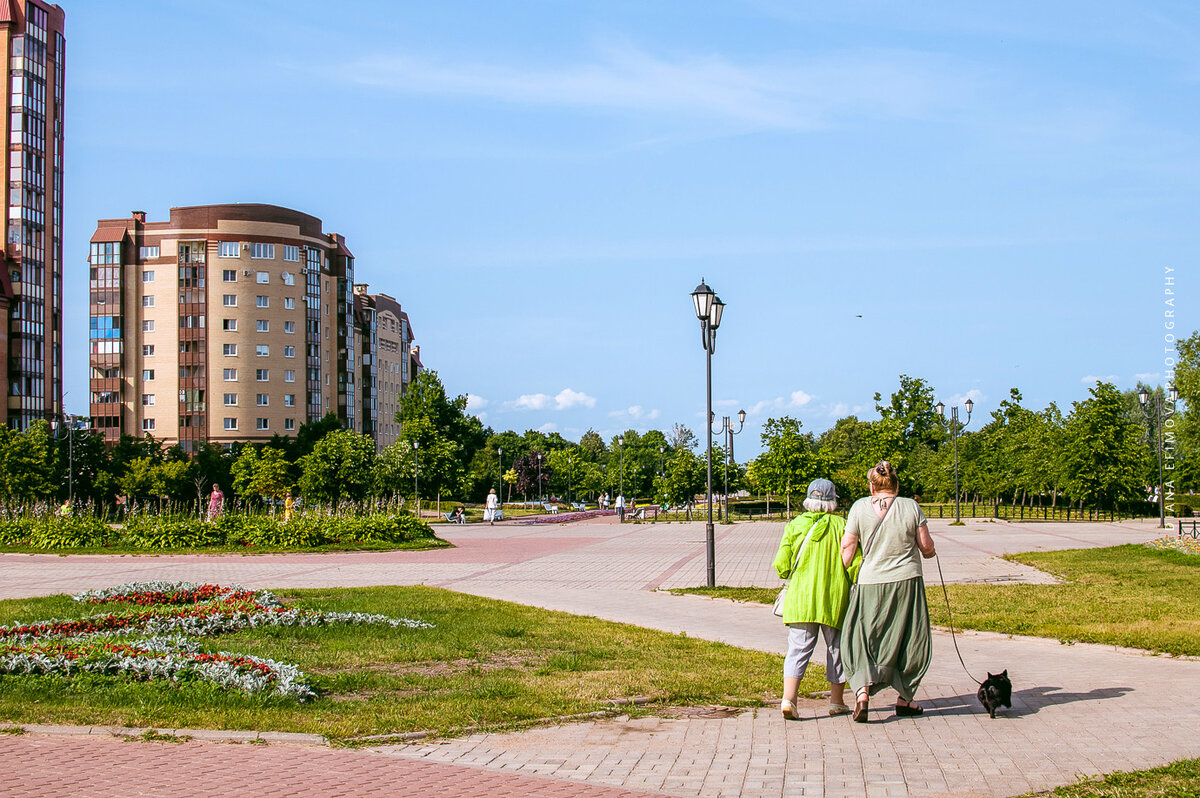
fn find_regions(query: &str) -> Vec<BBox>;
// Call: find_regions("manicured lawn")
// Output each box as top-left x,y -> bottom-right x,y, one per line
0,586 -> 819,742
1017,758 -> 1200,797
675,544 -> 1200,656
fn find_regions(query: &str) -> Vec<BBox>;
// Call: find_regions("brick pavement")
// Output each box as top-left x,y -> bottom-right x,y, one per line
0,515 -> 1191,797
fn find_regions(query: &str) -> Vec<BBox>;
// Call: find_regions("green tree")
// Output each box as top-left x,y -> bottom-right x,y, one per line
0,421 -> 55,504
752,417 -> 824,515
1061,382 -> 1149,510
231,446 -> 291,506
299,430 -> 377,506
654,448 -> 706,515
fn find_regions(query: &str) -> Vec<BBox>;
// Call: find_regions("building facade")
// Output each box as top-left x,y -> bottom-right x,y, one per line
3,1 -> 65,429
353,285 -> 420,452
88,204 -> 375,450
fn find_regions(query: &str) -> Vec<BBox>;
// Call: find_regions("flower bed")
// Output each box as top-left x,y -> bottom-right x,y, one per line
1145,536 -> 1200,555
0,582 -> 432,700
518,509 -> 616,525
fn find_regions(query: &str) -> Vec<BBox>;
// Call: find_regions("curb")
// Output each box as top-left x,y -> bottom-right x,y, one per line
1,724 -> 327,746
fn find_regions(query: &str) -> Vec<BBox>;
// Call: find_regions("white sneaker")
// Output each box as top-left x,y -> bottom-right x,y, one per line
780,699 -> 799,720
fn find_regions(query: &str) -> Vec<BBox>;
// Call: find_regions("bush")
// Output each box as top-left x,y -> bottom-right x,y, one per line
28,516 -> 113,549
122,517 -> 226,549
324,513 -> 431,544
0,518 -> 36,546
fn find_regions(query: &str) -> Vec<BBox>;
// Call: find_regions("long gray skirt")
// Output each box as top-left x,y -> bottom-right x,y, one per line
841,576 -> 932,701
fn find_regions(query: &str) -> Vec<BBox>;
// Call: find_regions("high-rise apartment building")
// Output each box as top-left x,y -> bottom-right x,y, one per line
88,204 -> 375,450
353,285 -> 420,452
3,2 -> 65,429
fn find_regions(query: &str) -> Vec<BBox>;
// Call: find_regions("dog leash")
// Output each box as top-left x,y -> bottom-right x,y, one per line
934,552 -> 981,686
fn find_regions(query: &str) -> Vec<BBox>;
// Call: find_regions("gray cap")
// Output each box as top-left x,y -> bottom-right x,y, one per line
806,478 -> 838,502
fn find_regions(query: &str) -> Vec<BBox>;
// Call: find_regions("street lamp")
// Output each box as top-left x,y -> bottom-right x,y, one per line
412,440 -> 419,517
52,414 -> 84,505
618,436 -> 625,500
1139,385 -> 1178,528
658,445 -> 664,476
691,278 -> 725,588
712,410 -> 746,523
497,447 -> 503,505
537,452 -> 543,501
934,397 -> 974,523
567,455 -> 573,506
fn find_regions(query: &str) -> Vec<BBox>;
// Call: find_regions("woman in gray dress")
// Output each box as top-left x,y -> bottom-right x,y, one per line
839,461 -> 937,723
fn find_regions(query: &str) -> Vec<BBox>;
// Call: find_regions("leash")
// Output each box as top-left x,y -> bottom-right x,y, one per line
934,552 -> 982,686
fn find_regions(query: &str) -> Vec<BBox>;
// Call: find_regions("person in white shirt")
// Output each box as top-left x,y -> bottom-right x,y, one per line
485,488 -> 499,525
615,493 -> 626,522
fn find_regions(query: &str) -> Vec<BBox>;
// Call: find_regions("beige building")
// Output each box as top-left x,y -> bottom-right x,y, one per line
353,287 -> 420,451
88,204 -> 377,450
3,1 -> 66,429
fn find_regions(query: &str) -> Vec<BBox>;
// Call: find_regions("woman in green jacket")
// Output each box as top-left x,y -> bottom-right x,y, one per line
772,478 -> 859,719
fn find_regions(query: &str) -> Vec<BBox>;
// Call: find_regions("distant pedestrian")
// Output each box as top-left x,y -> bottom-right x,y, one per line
840,461 -> 937,723
284,491 -> 295,523
600,492 -> 609,511
615,493 -> 626,522
773,478 -> 857,720
57,499 -> 71,518
207,484 -> 225,521
485,488 -> 499,525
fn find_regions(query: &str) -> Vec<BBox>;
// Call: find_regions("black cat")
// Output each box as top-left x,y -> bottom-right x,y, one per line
977,670 -> 1012,718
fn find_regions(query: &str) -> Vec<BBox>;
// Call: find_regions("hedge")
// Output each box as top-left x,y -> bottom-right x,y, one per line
0,512 -> 435,551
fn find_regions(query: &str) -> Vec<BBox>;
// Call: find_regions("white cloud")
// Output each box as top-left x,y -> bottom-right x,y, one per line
465,394 -> 488,412
828,403 -> 850,418
609,405 -> 660,422
336,42 -> 977,132
554,388 -> 596,410
948,389 -> 986,409
748,390 -> 814,416
1080,375 -> 1119,385
790,390 -> 813,407
538,422 -> 559,433
1134,373 -> 1160,382
504,388 -> 596,412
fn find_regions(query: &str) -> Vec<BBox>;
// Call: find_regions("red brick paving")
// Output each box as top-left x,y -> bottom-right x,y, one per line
0,733 -> 670,798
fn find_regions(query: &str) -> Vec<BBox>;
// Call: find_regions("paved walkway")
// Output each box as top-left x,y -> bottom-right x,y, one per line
1,515 -> 1194,797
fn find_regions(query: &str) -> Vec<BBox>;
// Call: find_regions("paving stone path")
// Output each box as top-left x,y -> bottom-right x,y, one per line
2,515 -> 1195,797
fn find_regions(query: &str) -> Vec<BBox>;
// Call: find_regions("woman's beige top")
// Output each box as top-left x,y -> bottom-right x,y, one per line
844,496 -> 928,585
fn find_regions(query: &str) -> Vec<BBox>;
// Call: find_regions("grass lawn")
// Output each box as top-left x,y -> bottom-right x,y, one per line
0,586 -> 819,742
675,544 -> 1200,656
1016,758 -> 1200,797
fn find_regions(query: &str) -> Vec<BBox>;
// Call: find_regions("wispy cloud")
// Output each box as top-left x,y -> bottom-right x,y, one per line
334,40 -> 978,132
748,390 -> 814,416
505,388 -> 597,412
1080,375 -> 1119,385
609,405 -> 661,422
949,389 -> 987,408
465,394 -> 488,412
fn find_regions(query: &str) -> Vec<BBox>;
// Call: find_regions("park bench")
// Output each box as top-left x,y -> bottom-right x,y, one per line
444,511 -> 466,524
572,502 -> 585,511
542,503 -> 559,515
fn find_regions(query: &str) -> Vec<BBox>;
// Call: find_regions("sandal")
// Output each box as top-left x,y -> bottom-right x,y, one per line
852,698 -> 869,723
828,703 -> 851,717
894,701 -> 924,717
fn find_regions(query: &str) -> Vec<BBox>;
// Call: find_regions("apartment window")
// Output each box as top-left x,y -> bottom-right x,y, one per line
256,296 -> 269,308
256,418 -> 270,430
284,297 -> 295,310
222,294 -> 237,307
142,320 -> 155,332
256,320 -> 269,332
224,418 -> 238,431
223,368 -> 237,381
142,345 -> 155,356
142,270 -> 155,282
256,393 -> 269,407
142,419 -> 155,431
284,393 -> 295,407
256,271 -> 269,284
256,369 -> 269,381
222,318 -> 237,331
284,369 -> 296,383
223,344 -> 237,356
284,418 -> 295,431
223,393 -> 238,406
142,369 -> 155,381
283,245 -> 299,262
219,242 -> 240,258
250,243 -> 274,260
142,296 -> 154,307
256,344 -> 269,357
141,394 -> 155,406
139,246 -> 159,259
284,321 -> 295,334
282,272 -> 295,286
284,345 -> 295,358
222,269 -> 236,282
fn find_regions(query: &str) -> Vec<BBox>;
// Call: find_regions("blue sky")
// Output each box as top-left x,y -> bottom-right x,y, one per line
66,1 -> 1198,455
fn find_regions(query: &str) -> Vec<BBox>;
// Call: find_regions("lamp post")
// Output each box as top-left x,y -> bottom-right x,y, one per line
412,440 -> 419,517
537,452 -> 543,501
1139,385 -> 1178,528
691,279 -> 725,588
658,445 -> 664,476
497,447 -> 503,505
934,397 -> 973,523
52,415 -> 82,505
713,410 -> 746,523
618,436 -> 625,501
567,455 -> 573,505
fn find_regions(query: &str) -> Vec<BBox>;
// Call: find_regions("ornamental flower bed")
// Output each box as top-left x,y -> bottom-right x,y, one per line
1145,536 -> 1200,555
519,509 -> 616,525
0,581 -> 432,700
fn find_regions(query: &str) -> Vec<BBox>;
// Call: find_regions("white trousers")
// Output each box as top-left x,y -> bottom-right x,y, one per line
784,622 -> 846,684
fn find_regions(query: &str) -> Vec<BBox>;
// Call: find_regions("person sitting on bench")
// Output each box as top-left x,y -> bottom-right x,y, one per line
449,506 -> 466,524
